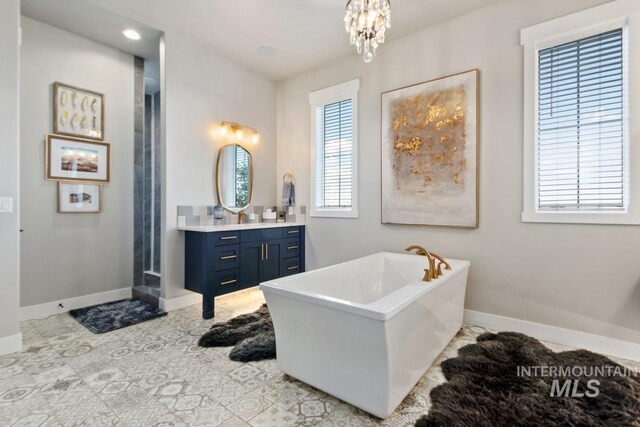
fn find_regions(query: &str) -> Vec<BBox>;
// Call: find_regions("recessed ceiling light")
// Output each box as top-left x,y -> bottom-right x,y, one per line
257,46 -> 277,58
123,29 -> 141,40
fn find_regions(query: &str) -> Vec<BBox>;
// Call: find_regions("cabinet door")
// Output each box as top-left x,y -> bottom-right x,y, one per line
260,240 -> 282,282
240,242 -> 262,288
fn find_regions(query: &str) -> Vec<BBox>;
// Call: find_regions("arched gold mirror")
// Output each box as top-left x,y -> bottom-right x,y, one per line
216,144 -> 253,213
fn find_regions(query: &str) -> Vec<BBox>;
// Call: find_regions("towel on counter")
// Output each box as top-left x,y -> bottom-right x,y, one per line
282,180 -> 295,207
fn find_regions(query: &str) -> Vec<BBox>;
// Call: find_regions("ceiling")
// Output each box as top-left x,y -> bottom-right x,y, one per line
73,0 -> 503,81
22,0 -> 503,82
21,0 -> 163,93
22,0 -> 161,61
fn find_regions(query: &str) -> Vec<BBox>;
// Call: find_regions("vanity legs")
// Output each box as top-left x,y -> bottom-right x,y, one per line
203,292 -> 215,319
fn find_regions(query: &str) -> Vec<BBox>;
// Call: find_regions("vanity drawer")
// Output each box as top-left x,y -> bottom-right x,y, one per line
213,269 -> 240,296
283,238 -> 300,259
282,258 -> 301,276
284,226 -> 301,237
209,231 -> 240,247
241,228 -> 283,243
211,245 -> 240,271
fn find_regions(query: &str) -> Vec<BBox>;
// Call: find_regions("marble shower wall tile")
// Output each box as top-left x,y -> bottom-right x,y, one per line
153,91 -> 162,273
133,56 -> 145,288
135,65 -> 161,294
143,94 -> 152,272
143,272 -> 160,289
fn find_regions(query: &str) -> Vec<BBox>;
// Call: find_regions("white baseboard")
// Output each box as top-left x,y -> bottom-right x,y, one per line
21,287 -> 132,321
159,292 -> 202,312
0,333 -> 22,356
464,309 -> 640,361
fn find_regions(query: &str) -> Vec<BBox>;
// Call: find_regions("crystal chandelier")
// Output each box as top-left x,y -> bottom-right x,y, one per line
344,0 -> 391,63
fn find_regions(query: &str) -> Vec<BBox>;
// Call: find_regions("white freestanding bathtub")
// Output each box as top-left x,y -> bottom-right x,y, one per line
260,252 -> 470,418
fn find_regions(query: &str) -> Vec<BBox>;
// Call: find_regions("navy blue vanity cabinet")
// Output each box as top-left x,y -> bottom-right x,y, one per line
184,225 -> 305,319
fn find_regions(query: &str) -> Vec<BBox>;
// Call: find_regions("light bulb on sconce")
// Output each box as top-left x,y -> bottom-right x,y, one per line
235,128 -> 244,140
219,122 -> 230,137
251,132 -> 259,145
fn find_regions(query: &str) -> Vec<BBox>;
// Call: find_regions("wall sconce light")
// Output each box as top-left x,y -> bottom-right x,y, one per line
219,121 -> 259,145
219,122 -> 230,137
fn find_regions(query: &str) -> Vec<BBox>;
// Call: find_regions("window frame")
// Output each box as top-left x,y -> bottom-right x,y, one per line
521,0 -> 640,225
309,79 -> 360,218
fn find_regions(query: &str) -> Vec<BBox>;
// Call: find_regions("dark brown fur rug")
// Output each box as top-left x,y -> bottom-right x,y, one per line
416,332 -> 640,427
198,304 -> 275,362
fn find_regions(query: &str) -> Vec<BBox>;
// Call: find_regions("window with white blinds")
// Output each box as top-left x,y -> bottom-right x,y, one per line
309,79 -> 359,218
234,147 -> 249,207
536,28 -> 627,212
316,100 -> 353,208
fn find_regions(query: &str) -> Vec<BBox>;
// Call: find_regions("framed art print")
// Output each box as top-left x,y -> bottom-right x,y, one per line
381,69 -> 478,228
46,134 -> 110,182
53,82 -> 104,140
58,181 -> 101,213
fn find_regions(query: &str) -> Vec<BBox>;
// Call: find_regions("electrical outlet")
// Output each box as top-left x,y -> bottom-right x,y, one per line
0,197 -> 13,213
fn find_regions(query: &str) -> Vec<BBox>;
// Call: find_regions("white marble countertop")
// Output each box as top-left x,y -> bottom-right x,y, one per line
178,222 -> 305,233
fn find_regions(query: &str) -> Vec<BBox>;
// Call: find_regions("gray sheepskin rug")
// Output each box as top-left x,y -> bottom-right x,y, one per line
198,304 -> 275,362
416,332 -> 640,427
69,298 -> 166,334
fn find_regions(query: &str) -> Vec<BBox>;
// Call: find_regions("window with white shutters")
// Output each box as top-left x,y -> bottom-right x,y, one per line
309,79 -> 359,218
537,28 -> 626,212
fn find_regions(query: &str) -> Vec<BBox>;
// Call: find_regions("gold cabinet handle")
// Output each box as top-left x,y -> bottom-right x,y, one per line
220,279 -> 237,286
265,244 -> 269,261
287,265 -> 299,271
220,255 -> 237,260
261,244 -> 264,261
287,230 -> 299,234
220,236 -> 237,240
288,245 -> 299,250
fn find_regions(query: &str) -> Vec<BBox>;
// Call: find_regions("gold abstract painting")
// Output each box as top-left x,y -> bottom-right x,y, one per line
381,70 -> 478,227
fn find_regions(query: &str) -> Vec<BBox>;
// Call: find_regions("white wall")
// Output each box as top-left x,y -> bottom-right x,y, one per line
20,17 -> 134,306
0,0 -> 22,353
276,0 -> 640,344
162,33 -> 277,300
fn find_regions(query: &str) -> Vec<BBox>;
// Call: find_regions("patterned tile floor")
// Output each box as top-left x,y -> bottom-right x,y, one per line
1,288 -> 638,426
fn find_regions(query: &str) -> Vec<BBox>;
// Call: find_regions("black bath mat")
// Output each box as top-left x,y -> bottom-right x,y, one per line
416,332 -> 640,427
69,298 -> 166,334
198,304 -> 275,362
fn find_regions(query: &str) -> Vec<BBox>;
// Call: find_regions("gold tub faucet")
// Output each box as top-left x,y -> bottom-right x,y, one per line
405,245 -> 452,282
